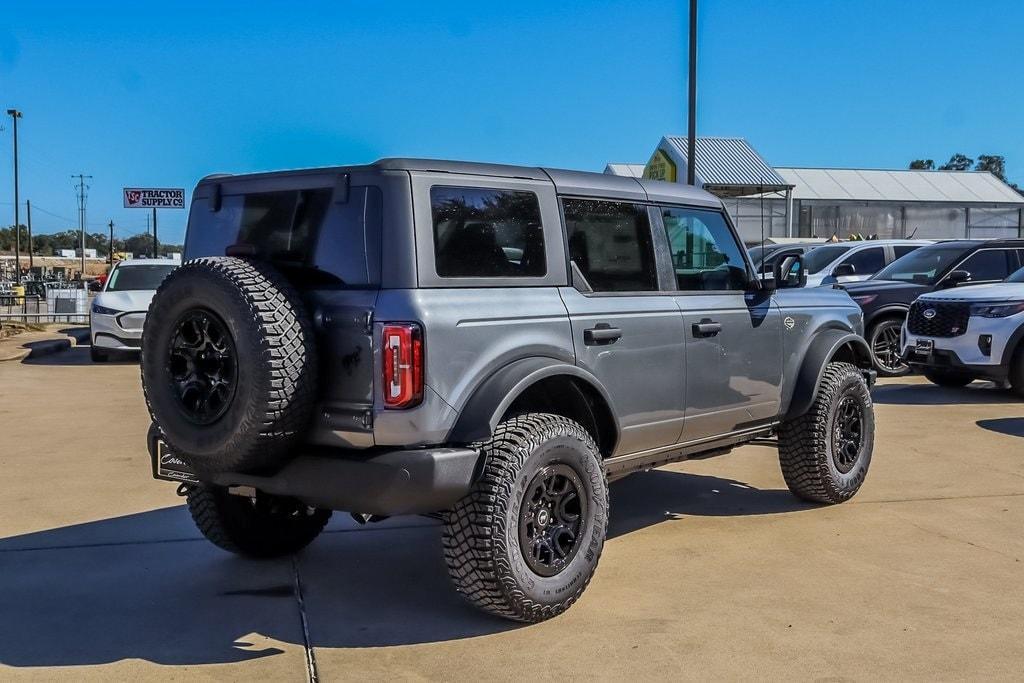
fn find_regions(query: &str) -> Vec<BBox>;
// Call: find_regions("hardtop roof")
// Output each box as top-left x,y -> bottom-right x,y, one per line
196,157 -> 722,207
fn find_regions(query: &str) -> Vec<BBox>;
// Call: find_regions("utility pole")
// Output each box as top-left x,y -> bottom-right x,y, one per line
686,0 -> 698,186
72,173 -> 92,279
26,200 -> 34,273
152,207 -> 158,258
108,220 -> 114,267
7,109 -> 22,283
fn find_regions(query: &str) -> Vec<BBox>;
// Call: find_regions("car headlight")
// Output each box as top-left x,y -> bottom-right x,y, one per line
969,301 -> 1024,318
91,303 -> 120,316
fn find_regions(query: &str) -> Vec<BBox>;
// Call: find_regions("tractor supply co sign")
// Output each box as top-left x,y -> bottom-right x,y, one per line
123,187 -> 185,209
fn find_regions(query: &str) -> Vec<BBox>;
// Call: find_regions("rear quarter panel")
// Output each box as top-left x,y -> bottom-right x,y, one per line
371,287 -> 574,446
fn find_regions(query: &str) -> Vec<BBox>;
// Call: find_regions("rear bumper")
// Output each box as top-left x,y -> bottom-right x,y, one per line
147,430 -> 481,516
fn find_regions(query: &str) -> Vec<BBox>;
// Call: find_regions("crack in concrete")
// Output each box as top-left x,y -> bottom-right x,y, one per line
292,556 -> 319,683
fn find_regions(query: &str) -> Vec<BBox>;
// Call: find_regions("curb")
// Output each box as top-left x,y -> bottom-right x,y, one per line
0,327 -> 88,363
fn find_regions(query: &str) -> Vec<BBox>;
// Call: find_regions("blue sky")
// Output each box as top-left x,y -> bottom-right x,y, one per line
2,0 -> 1022,245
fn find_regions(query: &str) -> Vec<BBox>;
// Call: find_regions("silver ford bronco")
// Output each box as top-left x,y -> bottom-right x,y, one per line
142,158 -> 876,622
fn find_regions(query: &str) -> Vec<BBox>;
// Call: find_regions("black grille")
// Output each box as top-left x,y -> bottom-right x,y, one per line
907,301 -> 970,337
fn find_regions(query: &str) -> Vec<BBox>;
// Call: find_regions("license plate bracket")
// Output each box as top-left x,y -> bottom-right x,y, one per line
151,439 -> 199,484
914,339 -> 934,355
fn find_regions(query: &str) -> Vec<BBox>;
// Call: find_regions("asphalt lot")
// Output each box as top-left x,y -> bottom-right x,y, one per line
1,345 -> 1023,681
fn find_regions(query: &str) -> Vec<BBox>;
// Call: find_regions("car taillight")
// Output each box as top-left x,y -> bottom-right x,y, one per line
382,323 -> 423,408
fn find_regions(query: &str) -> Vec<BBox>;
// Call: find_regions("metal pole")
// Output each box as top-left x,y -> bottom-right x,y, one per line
26,200 -> 33,272
108,220 -> 114,267
7,109 -> 22,283
686,0 -> 697,186
152,207 -> 158,258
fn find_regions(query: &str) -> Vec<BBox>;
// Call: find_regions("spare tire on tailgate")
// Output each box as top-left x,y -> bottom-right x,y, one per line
141,257 -> 318,476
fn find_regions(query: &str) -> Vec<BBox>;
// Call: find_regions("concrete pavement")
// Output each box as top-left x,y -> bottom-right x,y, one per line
1,345 -> 1022,680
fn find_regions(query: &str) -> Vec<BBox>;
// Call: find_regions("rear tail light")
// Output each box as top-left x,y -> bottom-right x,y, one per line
382,323 -> 423,408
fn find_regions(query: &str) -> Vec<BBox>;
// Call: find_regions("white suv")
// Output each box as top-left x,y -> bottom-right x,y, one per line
901,266 -> 1024,394
801,240 -> 931,288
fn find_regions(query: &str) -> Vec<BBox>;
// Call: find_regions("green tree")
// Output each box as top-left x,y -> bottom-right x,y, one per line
938,153 -> 973,171
909,159 -> 934,170
974,155 -> 1006,180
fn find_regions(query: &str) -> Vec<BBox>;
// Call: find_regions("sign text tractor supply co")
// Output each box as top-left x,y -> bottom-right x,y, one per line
123,187 -> 185,209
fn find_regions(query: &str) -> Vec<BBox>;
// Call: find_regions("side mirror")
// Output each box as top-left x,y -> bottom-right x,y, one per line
833,263 -> 856,277
942,269 -> 970,287
773,254 -> 807,289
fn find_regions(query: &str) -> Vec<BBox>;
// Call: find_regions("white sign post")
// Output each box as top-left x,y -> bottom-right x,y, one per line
123,187 -> 185,257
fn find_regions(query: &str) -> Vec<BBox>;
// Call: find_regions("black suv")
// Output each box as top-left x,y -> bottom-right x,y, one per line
841,239 -> 1024,375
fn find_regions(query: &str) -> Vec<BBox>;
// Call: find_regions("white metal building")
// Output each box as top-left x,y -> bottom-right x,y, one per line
606,137 -> 1024,244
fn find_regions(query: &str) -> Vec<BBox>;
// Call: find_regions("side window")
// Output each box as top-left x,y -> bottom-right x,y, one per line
840,247 -> 886,275
661,207 -> 748,291
958,249 -> 1012,281
563,199 -> 658,292
893,245 -> 920,260
431,186 -> 545,278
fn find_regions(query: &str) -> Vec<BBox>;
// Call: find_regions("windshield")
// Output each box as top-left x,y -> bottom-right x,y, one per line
802,244 -> 854,274
106,264 -> 176,291
872,245 -> 965,284
1008,266 -> 1024,283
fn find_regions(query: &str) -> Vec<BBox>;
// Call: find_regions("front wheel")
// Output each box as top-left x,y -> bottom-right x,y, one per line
442,414 -> 609,623
186,485 -> 331,558
778,362 -> 874,504
868,318 -> 910,376
923,369 -> 973,388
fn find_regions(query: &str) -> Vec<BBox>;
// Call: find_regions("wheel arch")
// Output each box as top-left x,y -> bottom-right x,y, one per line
783,329 -> 873,420
446,357 -> 619,456
998,322 -> 1024,367
865,304 -> 909,329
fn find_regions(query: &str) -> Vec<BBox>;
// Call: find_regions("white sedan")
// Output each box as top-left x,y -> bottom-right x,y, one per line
90,260 -> 177,362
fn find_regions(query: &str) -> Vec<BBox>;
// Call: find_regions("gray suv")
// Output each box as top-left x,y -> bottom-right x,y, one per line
141,159 -> 876,623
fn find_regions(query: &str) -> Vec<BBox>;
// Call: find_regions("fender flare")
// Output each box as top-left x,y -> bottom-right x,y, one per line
865,304 -> 909,328
999,322 -> 1024,367
447,356 -> 618,447
784,329 -> 872,420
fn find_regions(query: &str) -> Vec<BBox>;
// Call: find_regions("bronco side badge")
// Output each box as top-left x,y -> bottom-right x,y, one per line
784,316 -> 796,330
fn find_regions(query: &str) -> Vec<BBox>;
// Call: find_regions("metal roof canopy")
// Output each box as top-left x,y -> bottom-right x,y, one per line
659,136 -> 793,197
776,167 -> 1024,205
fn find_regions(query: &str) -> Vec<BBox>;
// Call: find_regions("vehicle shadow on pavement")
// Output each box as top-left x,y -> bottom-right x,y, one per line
976,417 -> 1024,438
23,345 -> 138,366
0,471 -> 805,664
871,381 -> 1015,405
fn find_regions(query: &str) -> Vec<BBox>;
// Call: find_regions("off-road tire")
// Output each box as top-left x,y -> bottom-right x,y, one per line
140,257 -> 318,475
442,413 -> 608,623
923,369 -> 973,388
868,317 -> 911,377
186,484 -> 331,558
778,362 -> 874,504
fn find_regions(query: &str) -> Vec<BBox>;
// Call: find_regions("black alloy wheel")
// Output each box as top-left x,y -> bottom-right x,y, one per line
168,309 -> 237,425
832,396 -> 864,474
870,319 -> 908,375
518,464 -> 588,577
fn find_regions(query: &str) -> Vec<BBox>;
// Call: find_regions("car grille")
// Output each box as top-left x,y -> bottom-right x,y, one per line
907,301 -> 970,338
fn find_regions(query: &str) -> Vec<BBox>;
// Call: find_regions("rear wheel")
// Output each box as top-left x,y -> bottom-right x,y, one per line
186,485 -> 331,558
868,318 -> 910,377
442,413 -> 608,623
923,369 -> 973,388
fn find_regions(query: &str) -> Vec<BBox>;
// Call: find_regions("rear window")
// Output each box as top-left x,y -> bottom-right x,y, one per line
803,244 -> 854,274
431,186 -> 546,278
185,185 -> 381,287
